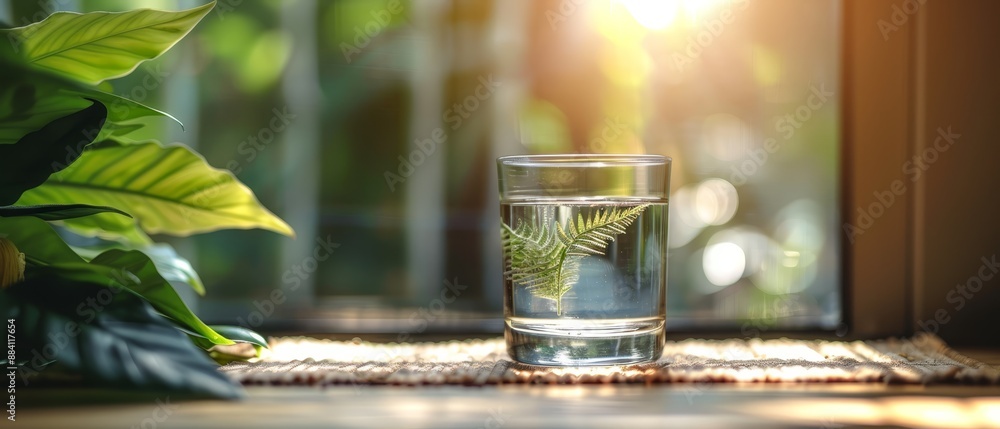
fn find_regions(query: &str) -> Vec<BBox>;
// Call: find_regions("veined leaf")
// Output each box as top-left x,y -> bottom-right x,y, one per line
0,203 -> 129,221
15,139 -> 295,237
0,73 -> 87,145
1,2 -> 215,85
502,204 -> 648,315
52,214 -> 153,246
0,217 -> 228,345
0,101 -> 107,205
0,59 -> 181,145
0,273 -> 241,398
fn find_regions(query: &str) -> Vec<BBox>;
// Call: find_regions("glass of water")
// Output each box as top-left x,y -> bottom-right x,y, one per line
498,154 -> 670,366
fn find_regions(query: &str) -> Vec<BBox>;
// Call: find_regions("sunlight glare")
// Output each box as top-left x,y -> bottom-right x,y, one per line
618,0 -> 725,30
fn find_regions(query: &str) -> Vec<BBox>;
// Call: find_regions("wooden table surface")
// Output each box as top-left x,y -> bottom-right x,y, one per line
12,350 -> 1000,429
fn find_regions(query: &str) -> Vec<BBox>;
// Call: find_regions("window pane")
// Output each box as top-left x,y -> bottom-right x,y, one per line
34,0 -> 841,331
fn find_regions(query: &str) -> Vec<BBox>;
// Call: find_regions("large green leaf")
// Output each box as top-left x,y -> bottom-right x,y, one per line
0,216 -> 81,264
140,244 -> 204,295
88,249 -> 230,345
0,203 -> 129,221
0,217 -> 228,345
0,71 -> 87,145
15,140 -> 295,237
70,240 -> 205,296
1,2 -> 215,85
0,60 -> 181,145
52,214 -> 153,246
0,272 -> 242,398
0,101 -> 107,205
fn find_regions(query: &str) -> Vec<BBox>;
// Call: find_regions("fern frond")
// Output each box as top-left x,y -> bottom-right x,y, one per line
501,203 -> 648,315
559,204 -> 647,257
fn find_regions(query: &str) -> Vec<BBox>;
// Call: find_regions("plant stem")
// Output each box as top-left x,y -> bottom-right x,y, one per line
554,244 -> 571,317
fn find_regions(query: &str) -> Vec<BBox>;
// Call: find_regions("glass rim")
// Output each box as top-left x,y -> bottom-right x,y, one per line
497,154 -> 671,167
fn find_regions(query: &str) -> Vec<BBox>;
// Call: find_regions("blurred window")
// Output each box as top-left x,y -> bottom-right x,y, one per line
9,0 -> 841,332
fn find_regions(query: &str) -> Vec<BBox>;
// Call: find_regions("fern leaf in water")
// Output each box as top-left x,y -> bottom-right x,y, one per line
502,204 -> 648,315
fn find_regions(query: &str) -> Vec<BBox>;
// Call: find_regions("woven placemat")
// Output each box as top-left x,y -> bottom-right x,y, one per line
220,333 -> 999,386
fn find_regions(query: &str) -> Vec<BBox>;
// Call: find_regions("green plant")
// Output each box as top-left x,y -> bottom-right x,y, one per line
0,2 -> 287,398
501,204 -> 647,315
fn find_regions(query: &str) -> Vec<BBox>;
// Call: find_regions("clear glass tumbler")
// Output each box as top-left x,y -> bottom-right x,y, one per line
498,154 -> 670,366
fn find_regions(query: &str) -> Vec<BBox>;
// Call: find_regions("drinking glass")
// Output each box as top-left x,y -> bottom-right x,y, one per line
498,154 -> 670,365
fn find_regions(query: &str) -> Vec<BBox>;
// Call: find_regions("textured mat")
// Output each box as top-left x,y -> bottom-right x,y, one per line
220,333 -> 1000,386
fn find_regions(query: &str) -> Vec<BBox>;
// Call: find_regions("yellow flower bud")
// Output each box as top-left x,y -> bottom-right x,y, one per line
0,238 -> 25,289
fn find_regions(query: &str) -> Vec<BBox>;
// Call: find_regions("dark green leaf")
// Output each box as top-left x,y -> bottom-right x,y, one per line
0,272 -> 242,398
0,217 -> 227,345
70,240 -> 205,296
0,203 -> 129,221
0,215 -> 82,264
88,249 -> 231,346
0,101 -> 107,205
0,61 -> 181,145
